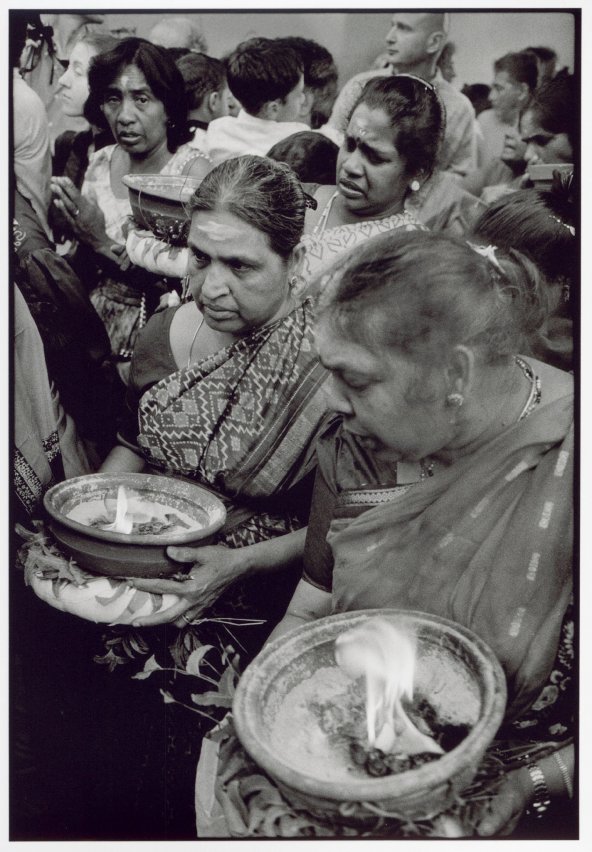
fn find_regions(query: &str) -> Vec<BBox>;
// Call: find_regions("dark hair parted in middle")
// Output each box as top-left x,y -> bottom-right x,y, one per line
317,230 -> 548,368
350,74 -> 445,180
189,155 -> 307,259
226,37 -> 303,116
84,37 -> 190,150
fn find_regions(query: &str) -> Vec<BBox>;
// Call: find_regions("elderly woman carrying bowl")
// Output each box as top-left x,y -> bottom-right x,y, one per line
266,230 -> 573,837
50,37 -> 211,375
100,156 -> 328,648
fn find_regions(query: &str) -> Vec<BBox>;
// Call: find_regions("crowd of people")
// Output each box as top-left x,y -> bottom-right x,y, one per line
11,9 -> 576,842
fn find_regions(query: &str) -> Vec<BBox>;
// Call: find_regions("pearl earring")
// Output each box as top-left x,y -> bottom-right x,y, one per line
410,179 -> 421,192
446,392 -> 464,408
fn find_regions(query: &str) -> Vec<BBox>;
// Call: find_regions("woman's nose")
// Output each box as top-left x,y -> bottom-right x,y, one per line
117,97 -> 136,124
201,264 -> 230,299
386,26 -> 397,44
524,142 -> 539,166
342,146 -> 363,176
57,69 -> 70,89
323,376 -> 354,416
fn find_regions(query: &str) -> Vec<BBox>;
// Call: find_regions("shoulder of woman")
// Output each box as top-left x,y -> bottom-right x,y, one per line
524,356 -> 573,403
84,144 -> 116,181
131,306 -> 179,390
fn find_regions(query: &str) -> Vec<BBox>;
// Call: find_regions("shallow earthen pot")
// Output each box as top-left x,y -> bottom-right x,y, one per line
233,609 -> 507,826
43,472 -> 226,578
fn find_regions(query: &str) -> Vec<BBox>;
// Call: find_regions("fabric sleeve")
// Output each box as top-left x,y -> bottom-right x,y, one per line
302,464 -> 337,592
440,95 -> 478,178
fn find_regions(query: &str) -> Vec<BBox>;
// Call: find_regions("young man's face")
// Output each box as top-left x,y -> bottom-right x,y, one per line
385,13 -> 434,70
275,75 -> 305,122
489,71 -> 524,123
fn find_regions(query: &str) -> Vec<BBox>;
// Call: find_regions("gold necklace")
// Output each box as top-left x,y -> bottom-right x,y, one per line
515,356 -> 542,421
187,316 -> 205,368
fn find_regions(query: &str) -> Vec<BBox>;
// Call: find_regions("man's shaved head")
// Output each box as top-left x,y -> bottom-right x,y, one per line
417,12 -> 449,36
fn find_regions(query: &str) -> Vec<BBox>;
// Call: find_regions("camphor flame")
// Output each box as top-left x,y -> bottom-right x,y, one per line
103,485 -> 134,534
335,618 -> 443,755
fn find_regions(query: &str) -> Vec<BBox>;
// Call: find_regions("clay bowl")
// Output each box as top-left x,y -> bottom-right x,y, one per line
43,473 -> 226,579
122,173 -> 203,245
233,609 -> 507,827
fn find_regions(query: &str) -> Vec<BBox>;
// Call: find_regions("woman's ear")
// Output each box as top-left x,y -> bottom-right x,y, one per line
287,244 -> 308,301
261,99 -> 281,121
446,345 -> 474,399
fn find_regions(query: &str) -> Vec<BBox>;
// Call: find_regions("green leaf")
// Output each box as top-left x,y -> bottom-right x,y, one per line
191,691 -> 233,708
160,689 -> 176,704
131,654 -> 161,679
185,645 -> 214,676
217,663 -> 238,698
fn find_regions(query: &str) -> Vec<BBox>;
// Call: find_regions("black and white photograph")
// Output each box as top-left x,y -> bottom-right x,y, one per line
8,2 -> 581,844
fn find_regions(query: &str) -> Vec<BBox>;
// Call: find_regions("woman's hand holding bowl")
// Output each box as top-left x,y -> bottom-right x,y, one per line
475,766 -> 533,836
126,545 -> 245,628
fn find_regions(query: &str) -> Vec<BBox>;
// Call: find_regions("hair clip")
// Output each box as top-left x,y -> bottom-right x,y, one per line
549,214 -> 575,236
303,193 -> 318,211
394,73 -> 435,93
467,242 -> 503,273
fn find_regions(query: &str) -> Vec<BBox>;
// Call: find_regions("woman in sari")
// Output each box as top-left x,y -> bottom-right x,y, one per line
268,230 -> 574,837
101,154 -> 328,639
50,38 -> 211,378
296,74 -> 441,287
199,230 -> 573,839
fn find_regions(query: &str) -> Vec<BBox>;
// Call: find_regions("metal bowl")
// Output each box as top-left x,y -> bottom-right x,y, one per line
122,173 -> 202,245
43,473 -> 226,578
233,609 -> 507,826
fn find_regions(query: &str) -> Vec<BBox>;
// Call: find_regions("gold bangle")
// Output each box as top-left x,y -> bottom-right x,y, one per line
553,750 -> 573,799
526,762 -> 551,818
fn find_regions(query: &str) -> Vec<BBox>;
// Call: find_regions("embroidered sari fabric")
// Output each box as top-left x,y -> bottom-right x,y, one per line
14,287 -> 92,520
297,192 -> 425,289
136,300 -> 328,544
325,393 -> 574,721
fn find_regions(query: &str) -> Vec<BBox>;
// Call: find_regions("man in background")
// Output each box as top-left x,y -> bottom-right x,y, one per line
205,38 -> 309,165
148,15 -> 208,53
325,11 -> 477,178
477,51 -> 538,172
176,53 -> 231,151
275,36 -> 339,129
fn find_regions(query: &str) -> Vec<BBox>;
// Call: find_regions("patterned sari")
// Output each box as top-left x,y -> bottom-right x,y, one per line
136,299 -> 328,547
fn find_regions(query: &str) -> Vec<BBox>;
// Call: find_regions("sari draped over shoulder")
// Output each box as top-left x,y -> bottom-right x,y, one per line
326,394 -> 574,720
137,300 -> 327,514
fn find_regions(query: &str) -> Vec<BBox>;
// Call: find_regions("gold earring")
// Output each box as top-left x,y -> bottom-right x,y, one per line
446,392 -> 464,407
410,179 -> 421,192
